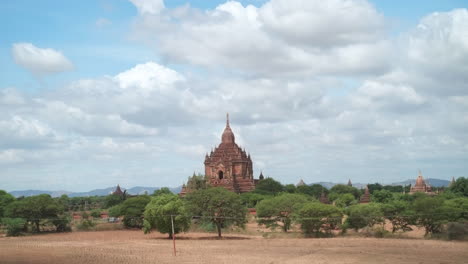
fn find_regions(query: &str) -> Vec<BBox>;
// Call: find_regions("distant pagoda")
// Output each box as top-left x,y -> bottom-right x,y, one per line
359,185 -> 371,203
409,170 -> 434,195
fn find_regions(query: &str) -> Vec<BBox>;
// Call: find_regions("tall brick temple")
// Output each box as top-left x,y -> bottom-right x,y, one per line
203,114 -> 256,193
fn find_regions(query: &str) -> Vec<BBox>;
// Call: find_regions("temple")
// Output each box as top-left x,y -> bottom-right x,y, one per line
203,114 -> 257,193
359,185 -> 371,203
409,170 -> 434,195
347,179 -> 352,187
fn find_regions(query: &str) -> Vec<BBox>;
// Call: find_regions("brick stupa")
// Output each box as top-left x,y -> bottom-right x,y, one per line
360,185 -> 371,203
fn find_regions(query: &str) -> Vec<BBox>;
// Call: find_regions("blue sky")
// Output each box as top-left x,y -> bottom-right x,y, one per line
1,0 -> 467,191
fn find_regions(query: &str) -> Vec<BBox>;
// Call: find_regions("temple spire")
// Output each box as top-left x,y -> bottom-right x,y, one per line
226,113 -> 230,127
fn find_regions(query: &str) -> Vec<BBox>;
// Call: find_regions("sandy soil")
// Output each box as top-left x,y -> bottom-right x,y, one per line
1,230 -> 468,264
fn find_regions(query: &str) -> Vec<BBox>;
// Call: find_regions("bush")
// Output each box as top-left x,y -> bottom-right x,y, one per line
90,209 -> 101,218
297,202 -> 342,235
52,215 -> 72,232
76,219 -> 95,231
446,222 -> 468,241
3,218 -> 26,236
345,203 -> 384,231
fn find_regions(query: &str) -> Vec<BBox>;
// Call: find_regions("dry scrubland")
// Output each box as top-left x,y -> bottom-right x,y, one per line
1,229 -> 468,264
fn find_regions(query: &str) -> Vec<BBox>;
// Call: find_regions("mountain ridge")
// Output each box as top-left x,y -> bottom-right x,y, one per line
8,178 -> 451,197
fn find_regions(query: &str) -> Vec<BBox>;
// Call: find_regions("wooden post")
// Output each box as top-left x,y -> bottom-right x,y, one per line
171,215 -> 176,256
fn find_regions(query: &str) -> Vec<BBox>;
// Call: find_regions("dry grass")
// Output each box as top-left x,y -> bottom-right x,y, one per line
1,230 -> 468,264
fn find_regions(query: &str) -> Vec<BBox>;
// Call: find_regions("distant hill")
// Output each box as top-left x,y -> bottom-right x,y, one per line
309,178 -> 451,189
390,178 -> 450,187
8,178 -> 450,197
9,186 -> 182,198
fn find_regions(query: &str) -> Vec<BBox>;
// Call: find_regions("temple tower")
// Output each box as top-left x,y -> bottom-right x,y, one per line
410,170 -> 434,195
204,114 -> 255,193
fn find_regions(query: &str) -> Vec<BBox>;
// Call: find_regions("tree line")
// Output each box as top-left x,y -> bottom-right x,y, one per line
1,176 -> 467,239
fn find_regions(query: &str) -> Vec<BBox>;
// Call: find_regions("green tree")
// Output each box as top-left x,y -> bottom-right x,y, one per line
372,189 -> 394,203
367,183 -> 383,194
153,187 -> 173,196
449,177 -> 468,197
412,196 -> 454,235
108,204 -> 122,218
186,187 -> 247,238
297,202 -> 343,235
296,184 -> 327,199
256,193 -> 308,232
104,194 -> 125,208
0,190 -> 15,220
144,194 -> 191,238
120,195 -> 151,228
254,178 -> 284,195
334,193 -> 356,208
345,203 -> 384,231
283,184 -> 297,193
5,194 -> 64,232
381,200 -> 414,233
186,174 -> 209,191
329,184 -> 360,199
90,209 -> 101,218
240,192 -> 269,208
382,185 -> 404,193
3,217 -> 26,236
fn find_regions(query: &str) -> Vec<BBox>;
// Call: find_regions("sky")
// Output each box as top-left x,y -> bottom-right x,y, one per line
1,0 -> 467,192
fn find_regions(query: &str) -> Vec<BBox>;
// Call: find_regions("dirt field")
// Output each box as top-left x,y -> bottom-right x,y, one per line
1,230 -> 468,264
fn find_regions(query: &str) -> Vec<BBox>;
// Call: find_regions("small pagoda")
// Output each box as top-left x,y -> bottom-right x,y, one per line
319,192 -> 330,204
359,185 -> 371,203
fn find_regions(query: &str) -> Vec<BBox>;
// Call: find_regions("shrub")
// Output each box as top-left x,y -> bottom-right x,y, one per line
446,222 -> 468,241
345,203 -> 384,231
3,218 -> 26,236
52,215 -> 72,232
76,219 -> 95,231
297,202 -> 342,235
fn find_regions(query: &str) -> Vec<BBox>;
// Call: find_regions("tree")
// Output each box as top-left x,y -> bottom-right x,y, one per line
382,185 -> 404,193
186,187 -> 247,238
334,193 -> 356,208
3,218 -> 26,236
104,194 -> 125,208
256,193 -> 308,232
120,195 -> 151,228
153,187 -> 173,196
381,200 -> 414,233
297,202 -> 343,235
345,203 -> 384,231
372,190 -> 394,203
254,178 -> 284,195
283,184 -> 297,193
329,184 -> 360,199
449,177 -> 468,197
90,209 -> 101,218
5,194 -> 64,232
412,196 -> 454,235
144,194 -> 191,238
186,174 -> 209,191
240,192 -> 269,208
108,204 -> 122,218
0,190 -> 15,220
367,183 -> 383,194
296,184 -> 327,199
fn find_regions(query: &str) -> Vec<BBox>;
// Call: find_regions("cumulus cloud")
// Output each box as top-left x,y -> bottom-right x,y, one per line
12,43 -> 74,76
130,0 -> 165,14
130,0 -> 392,77
2,4 -> 468,190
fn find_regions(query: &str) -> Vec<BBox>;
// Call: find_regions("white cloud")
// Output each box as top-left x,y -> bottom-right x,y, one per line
130,0 -> 165,14
11,43 -> 74,76
130,0 -> 391,77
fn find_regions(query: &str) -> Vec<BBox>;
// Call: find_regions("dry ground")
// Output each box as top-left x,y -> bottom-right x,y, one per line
1,230 -> 468,264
